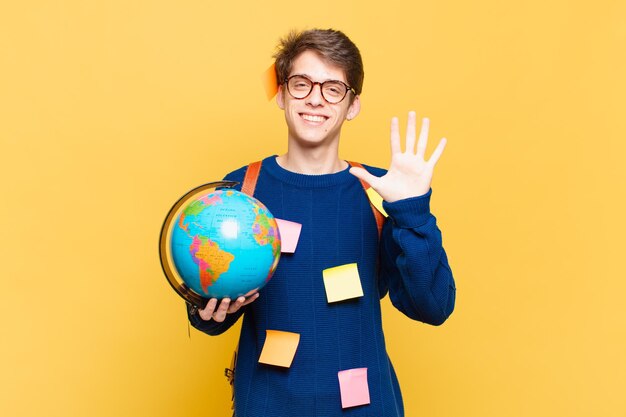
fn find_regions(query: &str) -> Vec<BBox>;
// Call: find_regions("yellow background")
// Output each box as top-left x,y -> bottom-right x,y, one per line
1,1 -> 625,416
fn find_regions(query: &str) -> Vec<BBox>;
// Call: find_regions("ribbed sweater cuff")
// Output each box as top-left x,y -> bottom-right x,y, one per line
383,188 -> 432,228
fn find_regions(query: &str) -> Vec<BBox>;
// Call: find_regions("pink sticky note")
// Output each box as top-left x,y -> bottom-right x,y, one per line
275,218 -> 302,254
338,368 -> 370,408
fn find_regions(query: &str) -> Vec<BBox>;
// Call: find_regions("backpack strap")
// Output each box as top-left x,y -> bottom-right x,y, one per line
241,160 -> 262,196
241,160 -> 384,239
348,161 -> 385,239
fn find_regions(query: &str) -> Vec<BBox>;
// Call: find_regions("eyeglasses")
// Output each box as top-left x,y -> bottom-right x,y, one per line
285,75 -> 356,104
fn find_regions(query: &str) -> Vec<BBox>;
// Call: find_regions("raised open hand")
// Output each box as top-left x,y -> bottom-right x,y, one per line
349,111 -> 447,202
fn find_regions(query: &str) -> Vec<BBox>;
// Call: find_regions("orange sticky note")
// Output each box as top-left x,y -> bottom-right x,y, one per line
276,218 -> 302,254
262,63 -> 278,100
322,263 -> 364,303
258,330 -> 300,368
365,188 -> 388,217
338,368 -> 370,408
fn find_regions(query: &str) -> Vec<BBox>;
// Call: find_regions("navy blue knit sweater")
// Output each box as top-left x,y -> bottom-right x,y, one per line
188,155 -> 456,416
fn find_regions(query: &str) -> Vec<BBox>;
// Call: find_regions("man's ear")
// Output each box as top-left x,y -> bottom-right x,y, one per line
346,95 -> 361,120
276,85 -> 285,110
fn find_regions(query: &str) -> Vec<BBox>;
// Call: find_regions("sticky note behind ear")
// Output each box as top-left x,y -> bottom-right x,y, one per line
263,63 -> 278,100
338,368 -> 370,408
322,263 -> 363,303
258,330 -> 300,368
365,188 -> 388,217
275,218 -> 302,254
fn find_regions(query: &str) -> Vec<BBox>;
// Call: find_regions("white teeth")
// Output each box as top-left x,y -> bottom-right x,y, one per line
301,114 -> 326,123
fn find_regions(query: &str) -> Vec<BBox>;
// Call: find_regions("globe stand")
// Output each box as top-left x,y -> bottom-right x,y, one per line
159,181 -> 238,308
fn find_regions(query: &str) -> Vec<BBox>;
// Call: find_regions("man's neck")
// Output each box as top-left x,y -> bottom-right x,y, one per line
276,144 -> 347,175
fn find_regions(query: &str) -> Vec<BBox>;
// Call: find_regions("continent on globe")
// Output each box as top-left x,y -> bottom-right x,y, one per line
180,194 -> 223,224
190,235 -> 235,293
167,187 -> 281,300
251,204 -> 281,254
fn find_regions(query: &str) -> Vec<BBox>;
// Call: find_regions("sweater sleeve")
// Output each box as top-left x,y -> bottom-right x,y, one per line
378,189 -> 456,326
186,165 -> 249,336
187,302 -> 245,335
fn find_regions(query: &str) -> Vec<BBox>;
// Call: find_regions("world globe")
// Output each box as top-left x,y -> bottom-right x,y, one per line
159,182 -> 281,306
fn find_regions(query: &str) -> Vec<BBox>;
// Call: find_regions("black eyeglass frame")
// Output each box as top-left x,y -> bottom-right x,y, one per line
284,74 -> 357,104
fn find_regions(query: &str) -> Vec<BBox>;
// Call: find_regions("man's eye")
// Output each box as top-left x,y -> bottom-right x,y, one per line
325,85 -> 343,96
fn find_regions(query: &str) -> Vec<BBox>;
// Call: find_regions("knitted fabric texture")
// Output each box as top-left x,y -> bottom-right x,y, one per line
188,155 -> 456,417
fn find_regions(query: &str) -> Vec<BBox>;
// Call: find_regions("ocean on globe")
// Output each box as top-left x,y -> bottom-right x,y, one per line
169,189 -> 281,300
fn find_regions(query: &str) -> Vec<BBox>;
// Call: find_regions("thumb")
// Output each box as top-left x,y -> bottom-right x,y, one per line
349,167 -> 379,188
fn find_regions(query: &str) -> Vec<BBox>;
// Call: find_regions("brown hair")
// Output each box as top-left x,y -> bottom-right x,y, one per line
273,28 -> 364,97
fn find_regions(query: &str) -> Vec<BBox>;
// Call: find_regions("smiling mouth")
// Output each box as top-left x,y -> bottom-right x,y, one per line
300,113 -> 328,123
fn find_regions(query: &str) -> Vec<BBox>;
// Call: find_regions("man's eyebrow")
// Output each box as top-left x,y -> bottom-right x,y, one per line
290,73 -> 345,83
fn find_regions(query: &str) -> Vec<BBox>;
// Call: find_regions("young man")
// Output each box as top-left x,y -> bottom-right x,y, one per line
187,29 -> 456,417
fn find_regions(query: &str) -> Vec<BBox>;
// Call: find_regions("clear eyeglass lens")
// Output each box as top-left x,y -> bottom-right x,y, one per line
288,76 -> 312,98
321,81 -> 347,102
287,76 -> 348,104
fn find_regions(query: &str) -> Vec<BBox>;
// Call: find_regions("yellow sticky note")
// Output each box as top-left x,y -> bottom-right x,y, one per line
322,263 -> 364,303
258,330 -> 300,368
262,63 -> 278,100
366,188 -> 388,217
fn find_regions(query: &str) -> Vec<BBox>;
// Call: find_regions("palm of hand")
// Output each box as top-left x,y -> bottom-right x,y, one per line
350,112 -> 447,203
378,150 -> 435,202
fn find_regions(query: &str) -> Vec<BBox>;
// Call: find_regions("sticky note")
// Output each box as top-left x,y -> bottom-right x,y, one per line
322,263 -> 363,303
275,218 -> 302,254
338,368 -> 370,408
262,63 -> 278,100
258,330 -> 300,368
365,188 -> 388,217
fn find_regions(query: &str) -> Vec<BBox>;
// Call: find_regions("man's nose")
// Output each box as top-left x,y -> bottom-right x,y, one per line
305,83 -> 325,106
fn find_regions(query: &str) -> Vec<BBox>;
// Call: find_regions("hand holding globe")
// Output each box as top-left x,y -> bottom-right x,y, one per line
197,290 -> 260,322
159,182 -> 281,321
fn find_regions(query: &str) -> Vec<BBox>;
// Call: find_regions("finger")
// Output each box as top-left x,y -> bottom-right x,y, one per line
428,137 -> 447,166
405,111 -> 417,154
213,298 -> 231,322
227,296 -> 246,314
198,298 -> 218,321
390,116 -> 401,154
349,167 -> 378,188
243,288 -> 258,297
416,117 -> 430,158
241,292 -> 260,306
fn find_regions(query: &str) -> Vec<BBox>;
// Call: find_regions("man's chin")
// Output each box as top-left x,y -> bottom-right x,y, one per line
292,135 -> 336,148
290,127 -> 340,146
